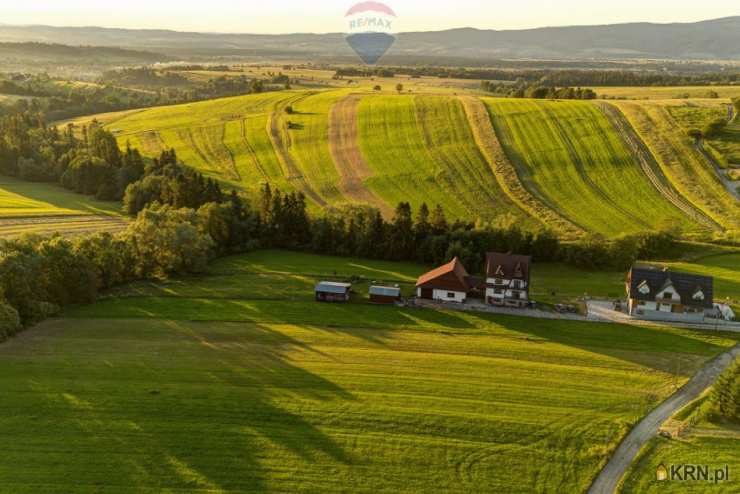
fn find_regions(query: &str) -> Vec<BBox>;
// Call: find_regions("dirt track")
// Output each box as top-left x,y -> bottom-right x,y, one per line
587,343 -> 740,494
328,94 -> 393,217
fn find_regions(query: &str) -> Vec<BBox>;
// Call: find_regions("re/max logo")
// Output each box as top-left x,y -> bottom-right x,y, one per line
349,17 -> 393,30
658,464 -> 730,483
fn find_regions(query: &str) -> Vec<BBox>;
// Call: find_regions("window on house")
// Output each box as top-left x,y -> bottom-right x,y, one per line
447,292 -> 455,298
494,288 -> 503,294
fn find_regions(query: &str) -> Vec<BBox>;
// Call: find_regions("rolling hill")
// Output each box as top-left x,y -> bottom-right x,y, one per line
81,89 -> 739,238
2,17 -> 740,60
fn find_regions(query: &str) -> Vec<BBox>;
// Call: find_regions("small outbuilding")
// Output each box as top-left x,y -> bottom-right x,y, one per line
369,285 -> 401,304
315,281 -> 352,302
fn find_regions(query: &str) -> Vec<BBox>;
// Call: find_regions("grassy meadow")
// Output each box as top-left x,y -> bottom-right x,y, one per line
357,94 -> 533,225
1,249 -> 738,493
620,386 -> 740,493
483,98 -> 696,236
0,175 -> 126,237
590,86 -> 740,100
663,102 -> 740,166
613,100 -> 740,231
0,175 -> 121,218
64,88 -> 740,237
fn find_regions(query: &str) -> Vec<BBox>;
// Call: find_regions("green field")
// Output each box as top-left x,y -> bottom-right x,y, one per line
106,92 -> 298,193
484,98 -> 696,236
664,102 -> 740,166
620,389 -> 740,493
69,89 -> 740,237
532,252 -> 740,311
2,249 -> 738,493
0,175 -> 126,237
357,94 -> 533,226
613,101 -> 740,232
0,175 -> 121,217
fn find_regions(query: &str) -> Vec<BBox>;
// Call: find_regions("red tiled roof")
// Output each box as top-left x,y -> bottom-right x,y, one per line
416,257 -> 470,291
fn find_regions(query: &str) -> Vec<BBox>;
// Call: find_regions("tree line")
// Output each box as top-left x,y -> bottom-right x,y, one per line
0,71 -> 277,122
0,111 -> 225,207
0,178 -> 677,341
0,110 -> 680,341
705,360 -> 739,425
480,81 -> 596,100
333,66 -> 740,87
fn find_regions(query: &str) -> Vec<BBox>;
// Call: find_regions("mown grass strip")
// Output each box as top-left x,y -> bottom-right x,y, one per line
460,95 -> 583,238
612,101 -> 740,232
485,98 -> 699,237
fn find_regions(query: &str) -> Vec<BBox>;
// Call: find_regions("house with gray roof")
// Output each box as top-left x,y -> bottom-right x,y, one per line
626,265 -> 713,322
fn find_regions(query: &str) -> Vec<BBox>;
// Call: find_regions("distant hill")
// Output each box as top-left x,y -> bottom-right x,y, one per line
0,42 -> 167,64
0,17 -> 739,60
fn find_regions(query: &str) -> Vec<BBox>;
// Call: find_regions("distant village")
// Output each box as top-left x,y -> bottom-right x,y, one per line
315,252 -> 736,324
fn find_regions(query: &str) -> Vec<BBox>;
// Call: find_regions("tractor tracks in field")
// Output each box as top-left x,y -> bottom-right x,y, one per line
238,119 -> 269,181
598,102 -> 721,231
543,105 -> 653,230
268,93 -> 327,207
459,96 -> 584,238
328,94 -> 393,217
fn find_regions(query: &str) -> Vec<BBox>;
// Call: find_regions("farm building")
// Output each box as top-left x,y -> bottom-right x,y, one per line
315,281 -> 352,303
485,252 -> 532,308
626,265 -> 713,322
415,257 -> 471,303
369,285 -> 401,304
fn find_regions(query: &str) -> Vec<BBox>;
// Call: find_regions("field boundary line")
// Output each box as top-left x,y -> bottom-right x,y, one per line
459,96 -> 584,238
587,343 -> 740,494
327,94 -> 393,216
598,103 -> 720,230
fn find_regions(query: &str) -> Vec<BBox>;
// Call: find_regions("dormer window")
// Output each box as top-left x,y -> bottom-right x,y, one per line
693,289 -> 705,301
495,265 -> 504,277
638,281 -> 650,295
514,262 -> 523,277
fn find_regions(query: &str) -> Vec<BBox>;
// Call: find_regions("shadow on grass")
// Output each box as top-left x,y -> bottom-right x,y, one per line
457,311 -> 738,376
24,318 -> 354,492
0,173 -> 121,216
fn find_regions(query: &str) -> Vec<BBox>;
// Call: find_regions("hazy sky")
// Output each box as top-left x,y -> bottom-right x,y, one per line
3,0 -> 738,34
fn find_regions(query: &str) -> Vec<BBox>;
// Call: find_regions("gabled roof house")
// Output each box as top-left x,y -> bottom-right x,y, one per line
416,257 -> 471,303
485,252 -> 532,307
626,265 -> 713,322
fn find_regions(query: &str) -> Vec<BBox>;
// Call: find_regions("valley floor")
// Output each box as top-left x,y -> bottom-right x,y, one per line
1,250 -> 738,493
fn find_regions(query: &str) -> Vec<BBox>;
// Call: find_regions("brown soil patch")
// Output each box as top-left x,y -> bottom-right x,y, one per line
328,94 -> 393,217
